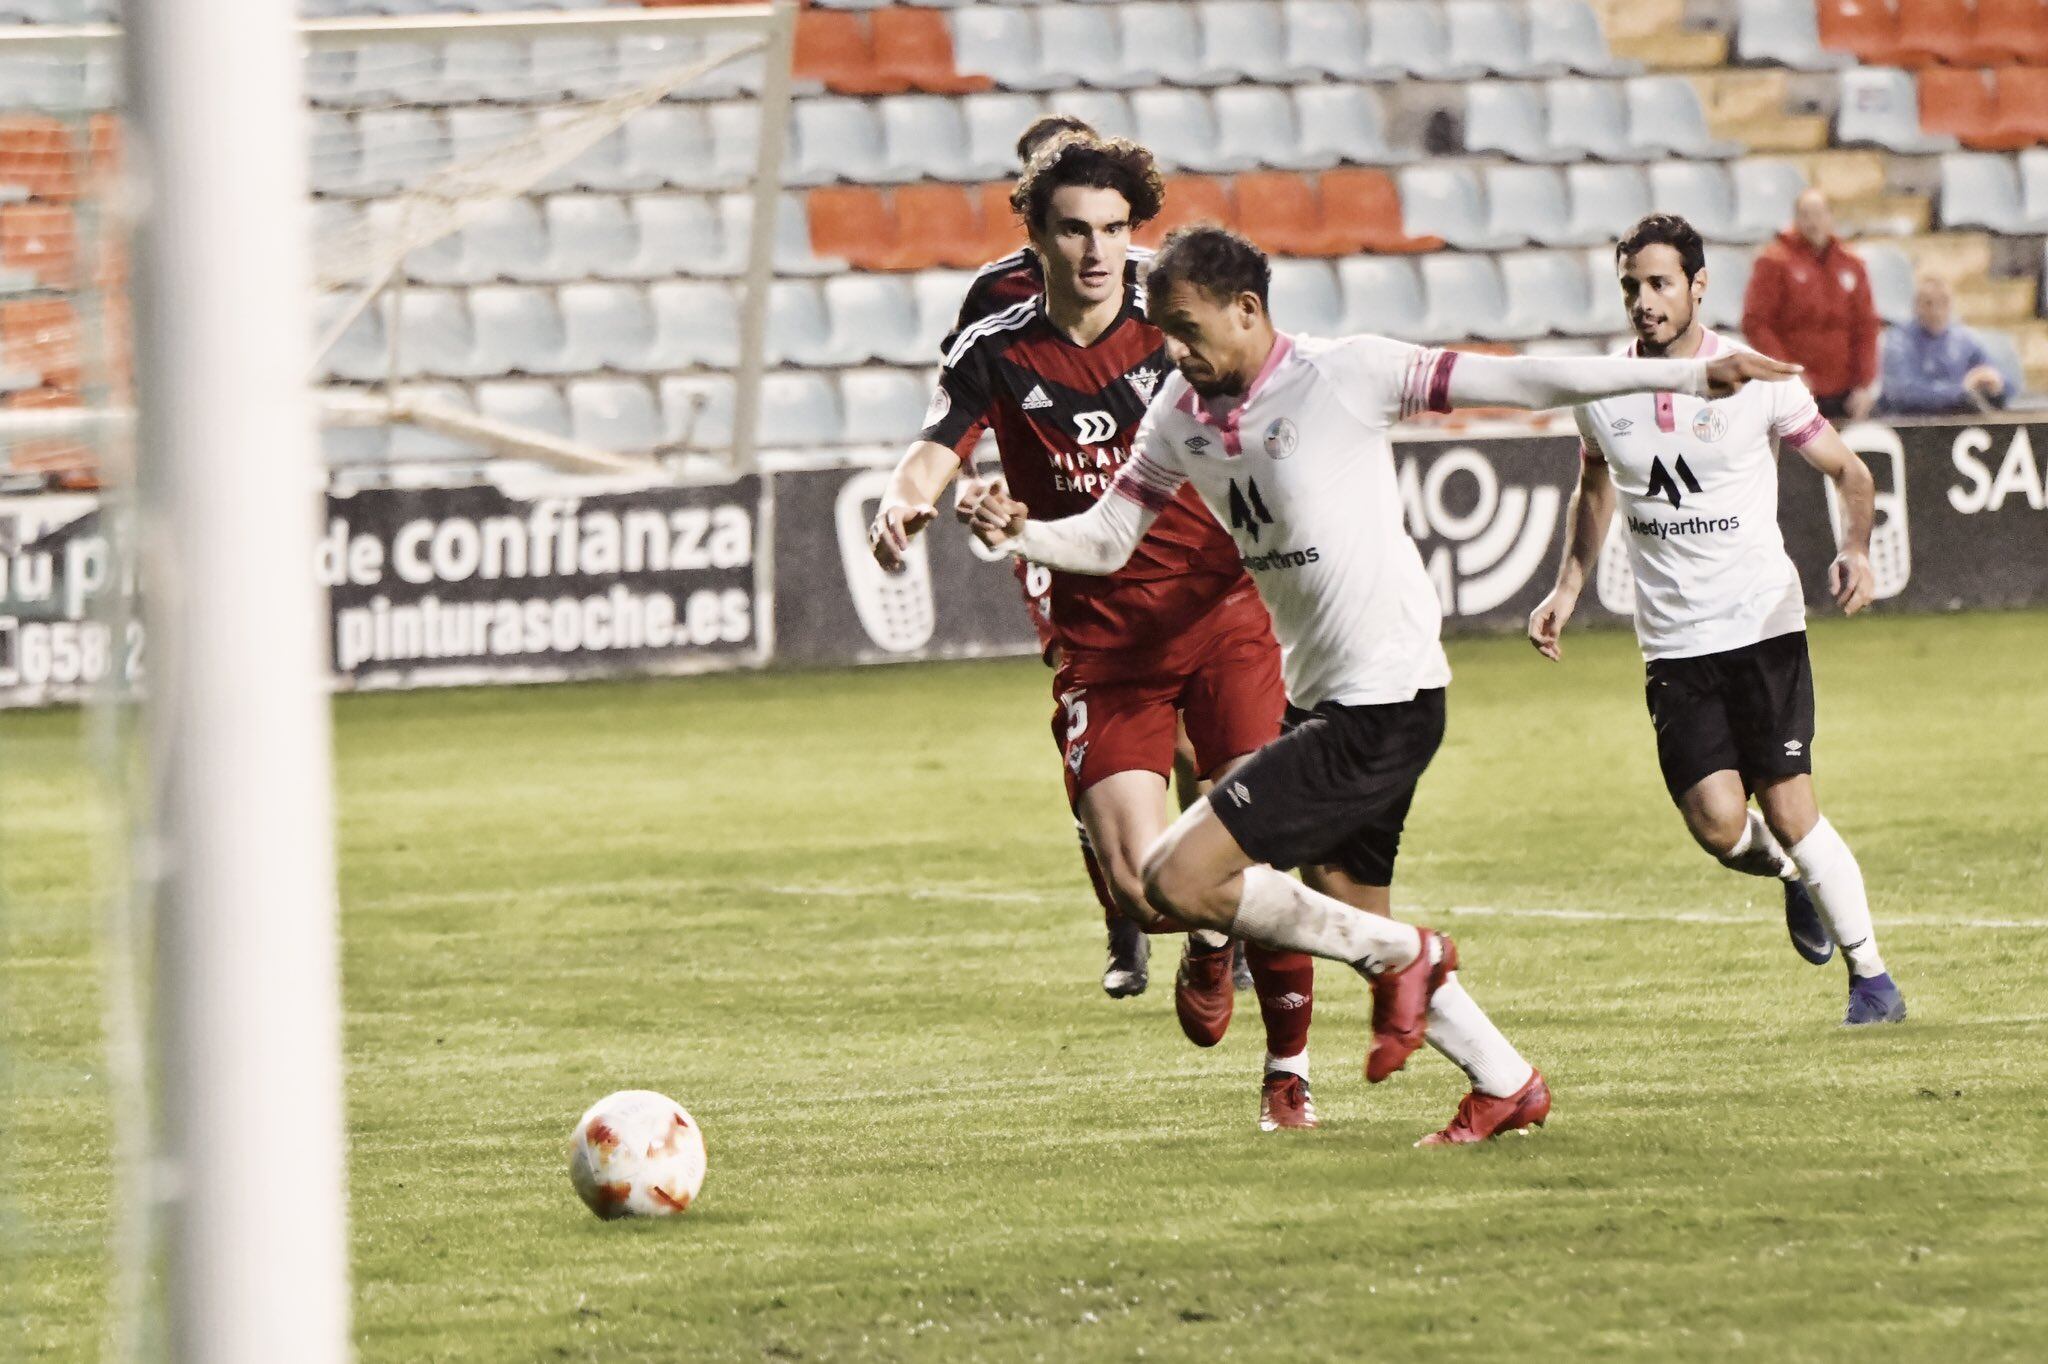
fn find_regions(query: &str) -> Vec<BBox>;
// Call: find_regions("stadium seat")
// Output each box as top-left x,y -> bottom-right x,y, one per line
960,93 -> 1049,182
1467,83 -> 1574,163
769,278 -> 851,367
871,7 -> 992,95
1546,80 -> 1639,162
660,374 -> 735,453
393,289 -> 483,380
1890,0 -> 1977,68
1527,0 -> 1635,76
0,203 -> 77,292
1699,247 -> 1756,331
1290,85 -> 1406,167
1398,165 -> 1521,250
1835,67 -> 1959,153
1446,2 -> 1540,77
1213,88 -> 1322,172
1646,162 -> 1739,242
1423,254 -> 1533,343
475,380 -> 572,441
1816,0 -> 1902,64
787,97 -> 891,186
457,199 -> 550,282
885,184 -> 989,271
1975,325 -> 2027,396
911,268 -> 976,357
469,286 -> 582,376
1735,0 -> 1853,70
1626,78 -> 1742,159
1235,171 -> 1332,255
972,182 -> 1028,262
314,293 -> 393,384
569,378 -> 663,452
1987,68 -> 2048,149
723,191 -> 839,277
624,194 -> 730,279
435,37 -> 540,104
1133,90 -> 1245,174
1136,175 -> 1237,248
1481,166 -> 1574,247
1320,168 -> 1442,253
839,366 -> 929,447
544,195 -> 638,282
1919,68 -> 2010,150
2021,149 -> 2048,232
1560,164 -> 1650,246
1280,0 -> 1376,81
308,111 -> 362,196
880,95 -> 977,183
649,280 -> 741,369
1937,152 -> 2034,232
1266,258 -> 1345,335
1366,1 -> 1482,80
807,186 -> 896,272
757,372 -> 845,449
354,110 -> 450,197
1199,0 -> 1315,84
1498,250 -> 1607,337
323,422 -> 391,467
1336,256 -> 1432,341
1038,6 -> 1151,90
1859,240 -> 1917,325
1730,159 -> 1810,243
0,117 -> 74,204
1044,89 -> 1136,143
1964,0 -> 2048,66
948,7 -> 1063,93
559,283 -> 654,373
793,10 -> 907,97
1120,3 -> 1226,87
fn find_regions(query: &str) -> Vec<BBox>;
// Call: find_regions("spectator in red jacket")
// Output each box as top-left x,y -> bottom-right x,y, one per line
1742,190 -> 1881,421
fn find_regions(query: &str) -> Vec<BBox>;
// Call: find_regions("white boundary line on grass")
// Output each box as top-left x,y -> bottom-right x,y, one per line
759,883 -> 2048,932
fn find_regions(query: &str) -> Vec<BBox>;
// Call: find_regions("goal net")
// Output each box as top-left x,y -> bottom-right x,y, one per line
0,3 -> 795,488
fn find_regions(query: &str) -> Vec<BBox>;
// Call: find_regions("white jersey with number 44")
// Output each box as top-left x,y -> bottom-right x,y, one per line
1110,332 -> 1457,710
1575,329 -> 1831,661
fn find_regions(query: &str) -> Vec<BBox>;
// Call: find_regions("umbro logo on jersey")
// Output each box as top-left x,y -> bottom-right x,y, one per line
1067,741 -> 1089,774
1784,739 -> 1804,756
1021,384 -> 1053,410
1127,367 -> 1162,402
1185,435 -> 1211,453
1073,410 -> 1117,444
1227,781 -> 1252,808
1646,454 -> 1704,508
1611,418 -> 1634,433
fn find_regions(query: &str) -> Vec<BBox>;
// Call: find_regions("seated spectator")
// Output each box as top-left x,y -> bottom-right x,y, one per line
1881,275 -> 2010,416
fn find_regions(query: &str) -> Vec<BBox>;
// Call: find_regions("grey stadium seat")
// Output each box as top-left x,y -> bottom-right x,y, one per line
839,367 -> 931,448
1562,164 -> 1651,247
1367,1 -> 1482,80
1038,6 -> 1152,90
1292,85 -> 1406,166
570,379 -> 664,453
823,275 -> 924,367
1482,166 -> 1575,247
1199,0 -> 1317,84
1467,83 -> 1574,163
1134,89 -> 1248,174
560,283 -> 656,373
1733,0 -> 1852,71
1546,80 -> 1638,162
1419,254 -> 1533,343
1498,250 -> 1609,337
1527,0 -> 1635,76
662,375 -> 737,453
648,280 -> 742,370
962,93 -> 1050,181
1119,3 -> 1223,87
881,95 -> 977,183
1336,256 -> 1431,341
756,373 -> 845,450
1267,259 -> 1345,337
1646,161 -> 1738,242
950,8 -> 1064,93
1835,68 -> 1957,155
1938,153 -> 2037,234
1281,0 -> 1376,81
1625,77 -> 1742,160
1858,241 -> 1916,327
1730,159 -> 1809,244
394,289 -> 486,381
1214,87 -> 1322,172
1447,1 -> 1539,77
1398,165 -> 1522,250
476,381 -> 573,442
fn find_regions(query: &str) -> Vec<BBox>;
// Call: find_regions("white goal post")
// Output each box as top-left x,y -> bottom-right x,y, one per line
0,3 -> 797,478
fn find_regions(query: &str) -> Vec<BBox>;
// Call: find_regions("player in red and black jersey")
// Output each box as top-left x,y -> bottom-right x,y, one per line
868,134 -> 1320,1130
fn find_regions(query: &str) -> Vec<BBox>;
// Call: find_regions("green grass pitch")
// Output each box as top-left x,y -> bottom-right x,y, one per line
6,611 -> 2047,1361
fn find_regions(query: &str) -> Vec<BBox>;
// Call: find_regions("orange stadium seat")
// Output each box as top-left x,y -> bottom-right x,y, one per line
792,10 -> 908,97
0,203 -> 77,289
3,299 -> 81,391
883,184 -> 988,271
1987,66 -> 2048,145
1135,175 -> 1236,249
1918,66 -> 2004,141
1890,0 -> 1978,66
1964,0 -> 2048,65
972,181 -> 1027,264
0,385 -> 92,483
1816,0 -> 1902,64
0,117 -> 78,203
1316,169 -> 1442,255
870,8 -> 992,95
1234,171 -> 1334,257
806,185 -> 897,271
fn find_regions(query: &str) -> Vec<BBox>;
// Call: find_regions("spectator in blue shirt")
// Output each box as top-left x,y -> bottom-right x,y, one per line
1881,274 -> 2009,415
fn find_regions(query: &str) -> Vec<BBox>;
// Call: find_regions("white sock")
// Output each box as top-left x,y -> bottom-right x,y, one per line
1229,866 -> 1421,975
1719,809 -> 1796,880
1425,975 -> 1534,1098
1786,816 -> 1887,978
1189,928 -> 1230,950
1264,1049 -> 1308,1080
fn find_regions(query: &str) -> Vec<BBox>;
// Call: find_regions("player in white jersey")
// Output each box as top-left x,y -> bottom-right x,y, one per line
1527,213 -> 1906,1027
962,225 -> 1797,1142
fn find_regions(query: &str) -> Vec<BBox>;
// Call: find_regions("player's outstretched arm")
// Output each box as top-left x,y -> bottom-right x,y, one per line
869,440 -> 958,574
1792,424 -> 1877,615
965,475 -> 1158,576
1528,454 -> 1615,661
1443,350 -> 1802,411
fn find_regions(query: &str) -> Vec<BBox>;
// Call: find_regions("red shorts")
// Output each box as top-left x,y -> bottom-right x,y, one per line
1050,584 -> 1284,808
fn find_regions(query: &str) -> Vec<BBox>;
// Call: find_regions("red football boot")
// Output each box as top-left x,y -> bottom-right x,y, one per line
1174,937 -> 1236,1047
1365,928 -> 1457,1082
1258,1071 -> 1319,1131
1416,1069 -> 1551,1146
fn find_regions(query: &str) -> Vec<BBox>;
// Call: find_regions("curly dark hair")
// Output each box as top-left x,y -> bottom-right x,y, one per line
1144,225 -> 1271,307
1009,134 -> 1165,236
1014,113 -> 1095,167
1616,213 -> 1707,281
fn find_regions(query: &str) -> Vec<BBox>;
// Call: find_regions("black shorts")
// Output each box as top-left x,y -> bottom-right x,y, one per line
1645,630 -> 1815,801
1208,689 -> 1446,888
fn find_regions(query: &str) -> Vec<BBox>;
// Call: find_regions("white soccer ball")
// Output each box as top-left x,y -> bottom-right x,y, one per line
568,1089 -> 707,1220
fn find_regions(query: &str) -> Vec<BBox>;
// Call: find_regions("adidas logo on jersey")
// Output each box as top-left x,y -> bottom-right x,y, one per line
1021,384 -> 1053,410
